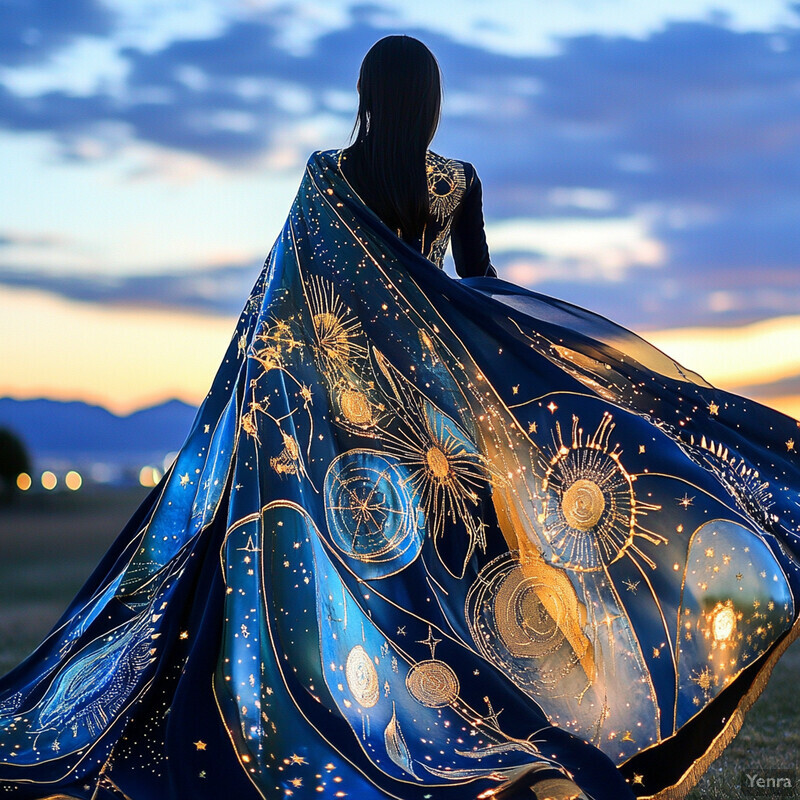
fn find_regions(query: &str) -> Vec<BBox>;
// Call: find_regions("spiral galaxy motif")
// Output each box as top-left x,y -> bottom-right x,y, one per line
494,564 -> 568,660
466,552 -> 591,695
345,645 -> 379,708
405,660 -> 460,708
324,449 -> 423,578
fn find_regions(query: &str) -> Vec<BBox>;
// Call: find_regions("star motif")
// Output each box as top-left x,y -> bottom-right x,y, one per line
289,754 -> 307,765
290,778 -> 303,788
194,740 -> 207,751
677,493 -> 694,508
417,625 -> 442,658
547,401 -> 558,413
204,424 -> 210,433
639,444 -> 646,454
708,401 -> 719,415
300,384 -> 313,403
179,631 -> 189,640
396,626 -> 406,636
787,439 -> 795,452
199,770 -> 206,779
179,473 -> 191,488
736,572 -> 743,581
691,666 -> 713,692
623,579 -> 640,593
528,421 -> 537,434
632,774 -> 644,785
652,647 -> 660,658
512,384 -> 519,395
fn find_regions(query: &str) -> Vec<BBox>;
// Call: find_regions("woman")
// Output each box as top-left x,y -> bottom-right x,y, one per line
1,34 -> 799,800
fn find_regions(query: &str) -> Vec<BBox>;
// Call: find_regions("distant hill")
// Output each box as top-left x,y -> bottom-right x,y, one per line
0,398 -> 198,467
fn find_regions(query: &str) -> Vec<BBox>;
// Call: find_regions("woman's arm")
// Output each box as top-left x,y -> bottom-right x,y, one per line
450,163 -> 497,278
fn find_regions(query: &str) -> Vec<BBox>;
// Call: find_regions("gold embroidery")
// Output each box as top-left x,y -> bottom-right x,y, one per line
425,151 -> 466,267
426,151 -> 466,223
405,660 -> 460,708
345,645 -> 379,708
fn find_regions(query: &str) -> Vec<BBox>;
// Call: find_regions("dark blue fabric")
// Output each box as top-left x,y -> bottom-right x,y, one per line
1,149 -> 799,800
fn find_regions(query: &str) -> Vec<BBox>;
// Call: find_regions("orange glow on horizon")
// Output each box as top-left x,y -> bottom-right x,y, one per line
1,287 -> 798,422
0,287 -> 236,415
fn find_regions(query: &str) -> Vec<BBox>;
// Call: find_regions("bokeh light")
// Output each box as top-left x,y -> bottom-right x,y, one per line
139,466 -> 162,487
65,470 -> 83,491
16,473 -> 31,491
41,471 -> 57,490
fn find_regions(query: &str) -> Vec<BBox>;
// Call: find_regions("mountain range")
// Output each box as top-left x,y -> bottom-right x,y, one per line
0,397 -> 198,469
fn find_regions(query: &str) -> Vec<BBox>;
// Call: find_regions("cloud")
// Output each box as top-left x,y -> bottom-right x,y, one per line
0,0 -> 114,67
2,7 -> 800,327
0,259 -> 263,315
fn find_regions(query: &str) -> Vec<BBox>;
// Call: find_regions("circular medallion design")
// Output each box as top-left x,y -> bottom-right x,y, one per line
561,479 -> 605,530
324,450 -> 423,578
425,446 -> 450,479
345,645 -> 379,708
405,660 -> 459,708
466,552 -> 591,695
538,411 -> 659,572
339,388 -> 373,426
494,563 -> 569,660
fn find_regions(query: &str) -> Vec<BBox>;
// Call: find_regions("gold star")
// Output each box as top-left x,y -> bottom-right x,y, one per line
736,573 -> 743,581
204,424 -> 210,433
623,579 -> 640,593
691,666 -> 712,692
547,401 -> 558,413
179,473 -> 191,487
300,384 -> 313,403
180,631 -> 189,640
528,421 -> 537,434
290,778 -> 303,788
708,401 -> 719,415
199,770 -> 206,778
652,647 -> 660,658
639,444 -> 646,454
289,754 -> 307,765
787,439 -> 795,452
512,384 -> 519,395
677,493 -> 694,508
632,773 -> 644,785
705,547 -> 715,558
194,740 -> 207,751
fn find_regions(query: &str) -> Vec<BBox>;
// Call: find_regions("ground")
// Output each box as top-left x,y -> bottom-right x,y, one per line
0,489 -> 796,799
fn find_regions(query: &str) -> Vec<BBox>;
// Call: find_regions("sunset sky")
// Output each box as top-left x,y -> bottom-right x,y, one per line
1,0 -> 799,418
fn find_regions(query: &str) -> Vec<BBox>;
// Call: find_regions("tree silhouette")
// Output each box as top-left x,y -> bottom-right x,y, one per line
0,427 -> 31,505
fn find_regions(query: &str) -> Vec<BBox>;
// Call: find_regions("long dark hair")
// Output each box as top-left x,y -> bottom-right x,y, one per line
347,35 -> 442,240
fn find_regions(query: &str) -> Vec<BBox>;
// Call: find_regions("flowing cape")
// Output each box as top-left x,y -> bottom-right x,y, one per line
1,149 -> 800,800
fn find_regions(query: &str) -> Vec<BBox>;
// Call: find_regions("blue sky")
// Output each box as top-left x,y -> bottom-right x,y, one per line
2,0 -> 800,413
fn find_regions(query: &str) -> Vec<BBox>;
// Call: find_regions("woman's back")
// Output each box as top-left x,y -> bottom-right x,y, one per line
338,145 -> 496,278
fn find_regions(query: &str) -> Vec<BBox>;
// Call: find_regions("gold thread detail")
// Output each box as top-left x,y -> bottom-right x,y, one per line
345,645 -> 379,708
561,479 -> 605,531
405,660 -> 459,708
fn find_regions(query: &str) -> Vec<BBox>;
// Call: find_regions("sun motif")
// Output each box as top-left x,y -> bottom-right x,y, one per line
372,349 -> 495,542
537,411 -> 663,572
304,275 -> 368,369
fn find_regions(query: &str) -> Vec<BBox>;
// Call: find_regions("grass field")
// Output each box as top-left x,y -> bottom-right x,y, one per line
0,489 -> 797,799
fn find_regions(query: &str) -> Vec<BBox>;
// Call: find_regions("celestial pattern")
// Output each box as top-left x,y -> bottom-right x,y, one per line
1,149 -> 800,800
